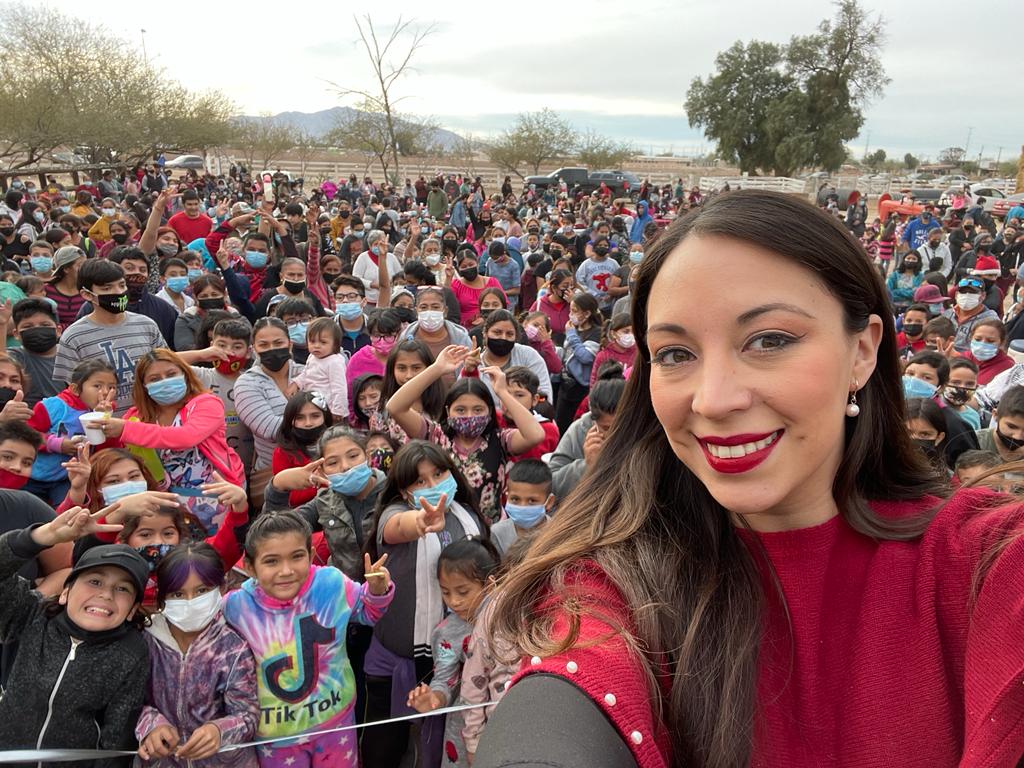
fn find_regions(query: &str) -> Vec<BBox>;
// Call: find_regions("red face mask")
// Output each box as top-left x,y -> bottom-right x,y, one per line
0,466 -> 29,490
215,354 -> 249,376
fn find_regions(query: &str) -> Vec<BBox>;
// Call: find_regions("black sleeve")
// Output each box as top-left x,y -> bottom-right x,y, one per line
475,673 -> 639,768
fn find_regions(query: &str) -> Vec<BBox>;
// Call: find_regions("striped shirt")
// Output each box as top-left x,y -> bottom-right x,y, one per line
52,312 -> 166,416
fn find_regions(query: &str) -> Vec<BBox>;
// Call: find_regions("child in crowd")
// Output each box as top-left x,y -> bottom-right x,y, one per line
589,313 -> 636,387
520,311 -> 562,375
943,359 -> 983,430
137,543 -> 259,767
0,507 -> 150,758
366,430 -> 399,473
504,366 -> 560,461
492,458 -> 554,556
156,256 -> 195,315
7,297 -> 62,407
371,339 -> 447,444
349,373 -> 384,432
224,510 -> 393,768
407,538 -> 501,768
0,420 -> 43,490
272,391 -> 331,507
25,358 -> 117,505
953,449 -> 1004,488
556,292 -> 603,434
292,317 -> 348,422
977,385 -> 1024,462
345,309 -> 402,397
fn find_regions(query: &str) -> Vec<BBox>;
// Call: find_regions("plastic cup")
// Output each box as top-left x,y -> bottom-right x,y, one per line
81,412 -> 109,445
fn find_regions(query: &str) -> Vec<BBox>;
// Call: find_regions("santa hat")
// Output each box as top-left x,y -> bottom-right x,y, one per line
971,256 -> 1001,278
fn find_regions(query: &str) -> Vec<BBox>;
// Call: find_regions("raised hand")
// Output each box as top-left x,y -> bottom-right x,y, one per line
62,442 -> 92,496
363,552 -> 391,595
434,344 -> 472,376
415,493 -> 447,536
200,472 -> 248,513
0,390 -> 32,423
462,338 -> 482,374
32,505 -> 124,547
479,365 -> 507,394
0,299 -> 12,329
583,425 -> 605,466
272,458 -> 328,491
105,491 -> 182,523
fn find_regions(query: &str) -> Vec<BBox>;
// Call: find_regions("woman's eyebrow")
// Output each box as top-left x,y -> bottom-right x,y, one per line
736,303 -> 815,324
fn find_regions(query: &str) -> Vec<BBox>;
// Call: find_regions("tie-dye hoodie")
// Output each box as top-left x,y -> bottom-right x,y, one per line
223,565 -> 394,740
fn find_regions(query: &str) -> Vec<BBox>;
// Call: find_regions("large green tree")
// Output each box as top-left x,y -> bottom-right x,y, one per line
686,0 -> 888,176
486,109 -> 578,178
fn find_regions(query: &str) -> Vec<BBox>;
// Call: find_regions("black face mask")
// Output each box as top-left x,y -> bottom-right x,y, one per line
283,280 -> 306,295
913,438 -> 940,459
459,267 -> 478,282
124,273 -> 146,302
443,239 -> 458,251
486,337 -> 515,357
259,347 -> 291,372
0,387 -> 16,408
323,271 -> 341,283
527,227 -> 540,236
292,425 -> 325,445
393,307 -> 417,324
0,227 -> 13,238
111,233 -> 128,245
19,326 -> 57,354
198,297 -> 225,311
903,323 -> 924,337
997,429 -> 1024,452
593,245 -> 610,256
94,290 -> 129,314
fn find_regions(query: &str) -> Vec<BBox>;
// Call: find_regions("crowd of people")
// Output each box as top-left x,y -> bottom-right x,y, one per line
0,162 -> 663,768
0,160 -> 1023,768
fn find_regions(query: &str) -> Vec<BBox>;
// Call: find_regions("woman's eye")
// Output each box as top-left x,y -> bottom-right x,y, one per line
651,347 -> 694,367
747,333 -> 797,353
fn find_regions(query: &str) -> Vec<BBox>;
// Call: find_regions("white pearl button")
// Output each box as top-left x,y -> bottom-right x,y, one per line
604,693 -> 617,706
530,656 -> 541,666
566,661 -> 578,673
630,731 -> 643,745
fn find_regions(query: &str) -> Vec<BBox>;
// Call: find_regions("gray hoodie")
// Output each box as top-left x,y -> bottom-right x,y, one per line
549,412 -> 593,499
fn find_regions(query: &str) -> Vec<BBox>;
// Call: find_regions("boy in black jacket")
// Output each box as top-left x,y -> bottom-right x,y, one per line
0,506 -> 150,767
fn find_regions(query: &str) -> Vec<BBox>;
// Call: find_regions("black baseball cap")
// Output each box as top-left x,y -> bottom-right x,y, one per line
67,545 -> 149,599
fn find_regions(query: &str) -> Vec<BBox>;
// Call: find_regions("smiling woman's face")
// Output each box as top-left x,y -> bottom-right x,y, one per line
644,234 -> 882,531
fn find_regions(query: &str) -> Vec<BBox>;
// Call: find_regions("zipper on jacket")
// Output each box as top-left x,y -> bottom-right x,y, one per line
35,638 -> 82,768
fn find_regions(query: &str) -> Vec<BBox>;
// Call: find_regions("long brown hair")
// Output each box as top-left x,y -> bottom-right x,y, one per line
131,349 -> 208,423
85,448 -> 159,513
490,190 -> 945,768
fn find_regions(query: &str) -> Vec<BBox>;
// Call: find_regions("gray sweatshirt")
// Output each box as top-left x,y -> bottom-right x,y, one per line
549,413 -> 593,500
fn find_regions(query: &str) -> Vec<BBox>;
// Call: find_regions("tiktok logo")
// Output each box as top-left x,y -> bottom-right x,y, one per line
263,614 -> 336,704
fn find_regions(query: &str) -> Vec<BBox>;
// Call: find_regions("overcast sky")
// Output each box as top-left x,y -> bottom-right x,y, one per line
42,0 -> 1019,163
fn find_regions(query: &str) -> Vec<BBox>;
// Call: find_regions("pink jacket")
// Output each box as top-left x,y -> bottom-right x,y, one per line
121,393 -> 246,487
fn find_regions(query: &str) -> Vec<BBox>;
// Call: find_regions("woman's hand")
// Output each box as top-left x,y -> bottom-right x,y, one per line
200,472 -> 248,513
31,504 -> 123,547
0,390 -> 32,423
461,339 -> 481,375
93,416 -> 125,439
406,683 -> 445,713
363,552 -> 391,596
59,435 -> 88,455
583,425 -> 605,466
105,491 -> 181,523
272,458 -> 328,491
175,723 -> 221,761
138,724 -> 179,761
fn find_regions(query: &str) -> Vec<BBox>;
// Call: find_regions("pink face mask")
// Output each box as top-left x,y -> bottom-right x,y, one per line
372,337 -> 396,355
524,324 -> 540,340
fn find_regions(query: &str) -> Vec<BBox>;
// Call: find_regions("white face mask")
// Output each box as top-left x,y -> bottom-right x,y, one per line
956,293 -> 981,311
617,333 -> 636,348
417,310 -> 445,332
162,588 -> 222,633
424,253 -> 441,267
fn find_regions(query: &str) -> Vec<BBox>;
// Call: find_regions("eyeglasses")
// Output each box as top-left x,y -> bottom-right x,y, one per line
335,292 -> 362,302
284,317 -> 312,328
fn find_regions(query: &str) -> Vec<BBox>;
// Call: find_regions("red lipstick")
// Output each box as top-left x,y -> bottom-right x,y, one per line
697,430 -> 783,474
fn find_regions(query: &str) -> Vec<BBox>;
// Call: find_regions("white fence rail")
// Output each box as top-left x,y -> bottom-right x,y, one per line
699,176 -> 808,194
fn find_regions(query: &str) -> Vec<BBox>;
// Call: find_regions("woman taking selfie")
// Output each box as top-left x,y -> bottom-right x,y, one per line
477,191 -> 1024,768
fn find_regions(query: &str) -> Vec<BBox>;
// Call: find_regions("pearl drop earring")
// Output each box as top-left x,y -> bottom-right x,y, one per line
846,382 -> 860,418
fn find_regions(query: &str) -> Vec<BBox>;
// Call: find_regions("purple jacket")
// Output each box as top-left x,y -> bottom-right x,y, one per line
135,612 -> 259,768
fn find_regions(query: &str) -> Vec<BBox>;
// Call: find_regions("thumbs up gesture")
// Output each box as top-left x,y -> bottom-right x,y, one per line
0,390 -> 32,423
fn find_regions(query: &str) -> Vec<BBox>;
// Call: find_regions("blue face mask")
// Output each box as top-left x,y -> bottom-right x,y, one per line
335,302 -> 364,321
165,276 -> 189,294
410,473 -> 457,511
629,251 -> 643,264
288,322 -> 308,345
970,340 -> 999,361
146,375 -> 187,405
504,501 -> 547,529
902,375 -> 937,400
187,268 -> 203,281
328,462 -> 372,495
30,256 -> 53,273
245,250 -> 268,269
100,478 -> 149,505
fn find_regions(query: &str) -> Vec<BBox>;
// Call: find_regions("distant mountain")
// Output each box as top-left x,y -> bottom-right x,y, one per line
237,107 -> 464,151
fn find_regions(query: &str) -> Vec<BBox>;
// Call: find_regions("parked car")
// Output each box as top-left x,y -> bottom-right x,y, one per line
524,167 -> 589,192
164,154 -> 205,170
590,170 -> 641,197
939,183 -> 1007,213
993,193 -> 1024,219
936,174 -> 969,187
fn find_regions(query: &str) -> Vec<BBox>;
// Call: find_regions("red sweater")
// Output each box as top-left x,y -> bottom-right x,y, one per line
513,489 -> 1024,767
271,446 -> 318,507
965,349 -> 1016,385
590,343 -> 637,387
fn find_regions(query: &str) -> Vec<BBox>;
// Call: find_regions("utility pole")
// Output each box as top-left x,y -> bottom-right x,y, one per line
964,126 -> 974,159
140,29 -> 148,64
863,130 -> 871,159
